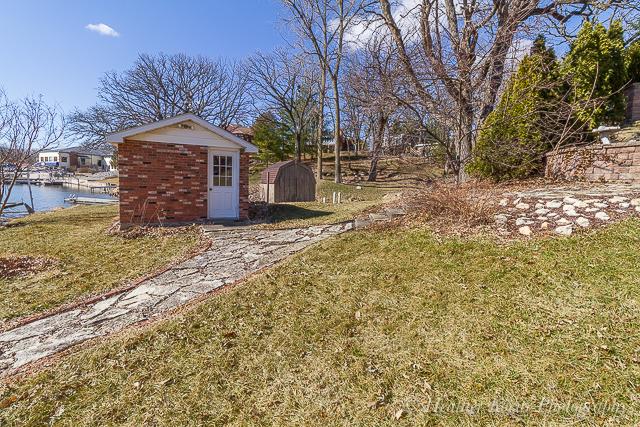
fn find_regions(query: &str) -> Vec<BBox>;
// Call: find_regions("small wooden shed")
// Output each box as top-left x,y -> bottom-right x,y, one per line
260,160 -> 316,203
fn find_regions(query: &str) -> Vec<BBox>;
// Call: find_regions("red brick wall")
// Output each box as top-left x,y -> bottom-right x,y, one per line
118,140 -> 251,226
119,140 -> 208,225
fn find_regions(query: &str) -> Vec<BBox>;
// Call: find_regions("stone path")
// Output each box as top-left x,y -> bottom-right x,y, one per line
495,183 -> 640,237
0,223 -> 352,377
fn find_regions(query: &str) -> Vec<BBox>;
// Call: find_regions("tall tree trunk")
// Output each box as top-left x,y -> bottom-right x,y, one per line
316,70 -> 326,181
368,113 -> 386,181
332,77 -> 342,183
295,132 -> 302,163
456,103 -> 474,183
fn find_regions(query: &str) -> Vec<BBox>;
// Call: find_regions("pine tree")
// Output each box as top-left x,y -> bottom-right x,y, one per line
627,41 -> 640,83
563,21 -> 628,126
469,36 -> 559,180
252,112 -> 292,165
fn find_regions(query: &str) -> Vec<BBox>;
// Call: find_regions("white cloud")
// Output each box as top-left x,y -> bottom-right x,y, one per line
342,0 -> 444,50
85,23 -> 120,37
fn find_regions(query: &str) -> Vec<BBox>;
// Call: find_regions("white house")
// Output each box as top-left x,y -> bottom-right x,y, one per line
37,146 -> 115,171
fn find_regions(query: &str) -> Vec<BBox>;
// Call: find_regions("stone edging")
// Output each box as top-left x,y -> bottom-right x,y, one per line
0,230 -> 212,334
0,223 -> 353,379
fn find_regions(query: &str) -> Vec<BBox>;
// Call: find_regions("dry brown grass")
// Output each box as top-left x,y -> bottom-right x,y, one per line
3,220 -> 640,425
401,181 -> 500,234
107,222 -> 204,240
0,205 -> 202,323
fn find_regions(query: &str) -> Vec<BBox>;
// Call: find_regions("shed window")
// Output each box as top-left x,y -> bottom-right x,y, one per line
212,155 -> 233,186
61,156 -> 67,162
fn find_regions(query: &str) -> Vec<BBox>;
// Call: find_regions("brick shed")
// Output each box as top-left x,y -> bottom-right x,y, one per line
105,114 -> 258,226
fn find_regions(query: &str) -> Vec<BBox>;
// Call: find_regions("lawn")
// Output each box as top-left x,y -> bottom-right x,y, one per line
2,220 -> 640,425
251,155 -> 441,229
0,205 -> 201,323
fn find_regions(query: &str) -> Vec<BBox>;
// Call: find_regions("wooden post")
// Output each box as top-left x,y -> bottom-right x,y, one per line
27,173 -> 35,213
266,171 -> 270,204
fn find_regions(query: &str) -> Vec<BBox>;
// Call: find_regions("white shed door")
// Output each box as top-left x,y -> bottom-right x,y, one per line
209,151 -> 239,219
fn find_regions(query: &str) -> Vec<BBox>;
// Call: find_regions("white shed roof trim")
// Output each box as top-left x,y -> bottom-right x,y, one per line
105,113 -> 258,153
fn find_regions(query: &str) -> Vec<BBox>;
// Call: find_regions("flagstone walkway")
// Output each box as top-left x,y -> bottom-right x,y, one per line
0,222 -> 352,377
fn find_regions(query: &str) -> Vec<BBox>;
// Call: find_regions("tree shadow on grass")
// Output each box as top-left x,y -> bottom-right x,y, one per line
251,202 -> 333,225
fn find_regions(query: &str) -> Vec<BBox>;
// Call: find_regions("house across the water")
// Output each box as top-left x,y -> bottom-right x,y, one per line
37,146 -> 115,171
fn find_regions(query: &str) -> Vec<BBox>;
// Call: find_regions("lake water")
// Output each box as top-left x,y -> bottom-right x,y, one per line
2,183 -> 117,218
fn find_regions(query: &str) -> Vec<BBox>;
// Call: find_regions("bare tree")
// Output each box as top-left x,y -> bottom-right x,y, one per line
345,36 -> 401,181
248,50 -> 318,162
68,53 -> 252,147
372,0 -> 631,182
283,0 -> 367,183
316,58 -> 328,180
342,88 -> 367,157
0,93 -> 64,217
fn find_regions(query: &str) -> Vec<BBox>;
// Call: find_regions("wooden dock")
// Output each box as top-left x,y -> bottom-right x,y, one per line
64,196 -> 118,205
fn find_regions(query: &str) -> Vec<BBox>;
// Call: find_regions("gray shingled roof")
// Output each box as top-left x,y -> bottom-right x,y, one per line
58,146 -> 112,157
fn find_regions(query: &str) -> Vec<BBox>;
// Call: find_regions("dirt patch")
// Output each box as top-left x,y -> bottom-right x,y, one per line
0,257 -> 57,279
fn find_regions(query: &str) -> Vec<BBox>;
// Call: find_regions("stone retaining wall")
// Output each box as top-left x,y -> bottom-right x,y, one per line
626,83 -> 640,123
545,141 -> 640,182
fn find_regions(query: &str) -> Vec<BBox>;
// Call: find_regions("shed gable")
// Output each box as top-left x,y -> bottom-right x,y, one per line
127,121 -> 240,149
105,113 -> 258,153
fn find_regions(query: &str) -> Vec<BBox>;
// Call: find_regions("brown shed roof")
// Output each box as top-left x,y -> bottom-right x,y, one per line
260,160 -> 293,184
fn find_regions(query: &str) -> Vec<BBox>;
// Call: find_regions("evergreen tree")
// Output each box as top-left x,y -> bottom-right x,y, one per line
627,41 -> 640,83
563,21 -> 628,126
252,112 -> 292,165
469,36 -> 559,180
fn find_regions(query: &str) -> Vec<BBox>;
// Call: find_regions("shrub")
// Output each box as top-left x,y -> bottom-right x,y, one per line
408,182 -> 499,230
627,41 -> 640,83
563,21 -> 628,127
469,37 -> 559,181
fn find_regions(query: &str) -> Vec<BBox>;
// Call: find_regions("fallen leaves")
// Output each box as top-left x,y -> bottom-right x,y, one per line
0,256 -> 57,278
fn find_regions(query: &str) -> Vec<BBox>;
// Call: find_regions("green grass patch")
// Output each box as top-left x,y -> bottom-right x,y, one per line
2,220 -> 640,424
0,206 -> 200,323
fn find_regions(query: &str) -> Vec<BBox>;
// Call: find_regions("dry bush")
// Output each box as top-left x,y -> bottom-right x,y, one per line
106,222 -> 204,240
405,182 -> 499,231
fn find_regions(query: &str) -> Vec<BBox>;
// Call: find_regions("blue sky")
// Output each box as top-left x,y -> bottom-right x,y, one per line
0,0 -> 285,112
